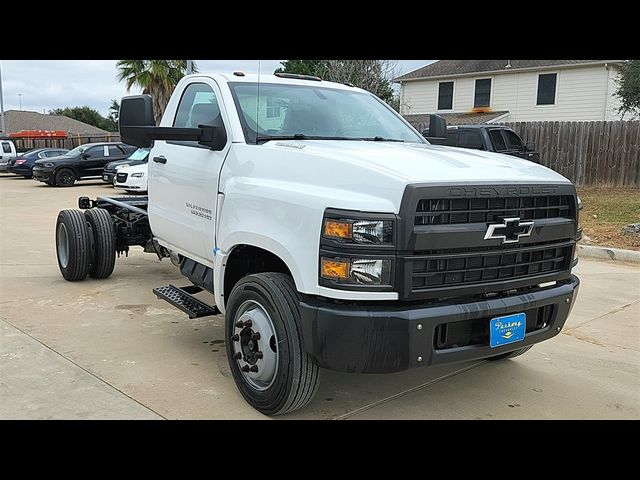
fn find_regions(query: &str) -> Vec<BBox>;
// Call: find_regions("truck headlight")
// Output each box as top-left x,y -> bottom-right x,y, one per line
131,172 -> 145,178
321,257 -> 392,286
323,216 -> 394,245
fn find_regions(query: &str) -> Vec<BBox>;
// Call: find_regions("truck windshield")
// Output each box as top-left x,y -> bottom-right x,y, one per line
228,82 -> 425,144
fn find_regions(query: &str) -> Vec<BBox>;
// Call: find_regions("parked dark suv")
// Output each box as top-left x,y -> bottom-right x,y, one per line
427,124 -> 540,163
32,142 -> 136,187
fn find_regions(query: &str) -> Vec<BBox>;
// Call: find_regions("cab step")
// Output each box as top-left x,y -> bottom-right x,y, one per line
153,284 -> 220,319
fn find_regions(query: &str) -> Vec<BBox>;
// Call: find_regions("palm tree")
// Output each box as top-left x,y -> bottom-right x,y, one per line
116,60 -> 198,125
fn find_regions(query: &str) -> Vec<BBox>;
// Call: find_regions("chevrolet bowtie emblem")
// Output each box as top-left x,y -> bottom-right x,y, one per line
484,217 -> 534,244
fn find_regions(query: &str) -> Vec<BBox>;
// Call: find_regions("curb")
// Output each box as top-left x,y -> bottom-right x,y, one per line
578,244 -> 640,264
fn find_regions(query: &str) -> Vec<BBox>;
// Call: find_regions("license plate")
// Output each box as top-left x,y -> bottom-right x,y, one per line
490,313 -> 526,348
103,174 -> 109,181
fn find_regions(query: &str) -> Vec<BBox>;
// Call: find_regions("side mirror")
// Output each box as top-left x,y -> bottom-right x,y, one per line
119,94 -> 227,151
525,141 -> 535,151
427,114 -> 447,139
82,153 -> 89,159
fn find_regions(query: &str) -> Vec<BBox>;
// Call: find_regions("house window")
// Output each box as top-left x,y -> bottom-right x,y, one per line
474,79 -> 491,108
266,97 -> 280,118
537,73 -> 557,105
438,81 -> 454,110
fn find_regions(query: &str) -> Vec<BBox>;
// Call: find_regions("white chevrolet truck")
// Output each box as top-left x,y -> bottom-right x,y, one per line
53,72 -> 581,415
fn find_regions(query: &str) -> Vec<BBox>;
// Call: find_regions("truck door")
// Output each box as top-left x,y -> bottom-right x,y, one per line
148,80 -> 229,266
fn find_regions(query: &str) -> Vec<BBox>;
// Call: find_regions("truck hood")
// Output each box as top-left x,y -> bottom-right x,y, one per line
269,140 -> 570,185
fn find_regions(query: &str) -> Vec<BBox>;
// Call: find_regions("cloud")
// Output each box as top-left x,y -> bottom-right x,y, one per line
1,60 -> 433,117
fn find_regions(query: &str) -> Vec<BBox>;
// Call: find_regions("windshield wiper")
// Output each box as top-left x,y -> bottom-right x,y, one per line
256,134 -> 356,144
256,134 -> 406,144
362,136 -> 405,142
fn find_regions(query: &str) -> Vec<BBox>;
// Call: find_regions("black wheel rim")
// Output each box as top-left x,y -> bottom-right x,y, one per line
59,171 -> 73,185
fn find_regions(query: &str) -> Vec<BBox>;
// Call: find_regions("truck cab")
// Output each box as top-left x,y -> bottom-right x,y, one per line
428,124 -> 540,163
55,72 -> 581,415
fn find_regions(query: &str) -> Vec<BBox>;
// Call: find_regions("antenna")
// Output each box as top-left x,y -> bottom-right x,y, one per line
256,60 -> 261,145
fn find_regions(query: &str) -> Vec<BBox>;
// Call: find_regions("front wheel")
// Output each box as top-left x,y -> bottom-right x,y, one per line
225,273 -> 320,416
54,168 -> 76,187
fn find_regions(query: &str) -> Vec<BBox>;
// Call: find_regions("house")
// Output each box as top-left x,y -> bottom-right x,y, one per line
1,110 -> 110,136
395,60 -> 631,127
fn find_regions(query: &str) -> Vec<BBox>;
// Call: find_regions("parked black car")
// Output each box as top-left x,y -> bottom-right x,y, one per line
426,124 -> 540,163
102,147 -> 150,184
8,148 -> 69,178
32,142 -> 136,187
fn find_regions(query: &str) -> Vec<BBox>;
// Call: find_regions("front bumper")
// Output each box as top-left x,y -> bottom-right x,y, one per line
0,162 -> 10,172
102,172 -> 115,183
299,275 -> 579,373
32,167 -> 53,182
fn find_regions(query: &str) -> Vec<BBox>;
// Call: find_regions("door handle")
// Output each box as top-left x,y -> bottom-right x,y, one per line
153,156 -> 167,164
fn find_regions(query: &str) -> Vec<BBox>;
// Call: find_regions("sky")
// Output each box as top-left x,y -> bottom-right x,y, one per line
0,60 -> 434,117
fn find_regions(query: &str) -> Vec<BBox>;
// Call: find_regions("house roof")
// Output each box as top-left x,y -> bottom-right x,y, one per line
2,110 -> 111,136
395,60 -> 623,82
404,111 -> 509,128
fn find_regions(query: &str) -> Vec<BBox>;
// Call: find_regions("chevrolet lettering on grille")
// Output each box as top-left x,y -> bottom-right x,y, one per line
484,217 -> 534,244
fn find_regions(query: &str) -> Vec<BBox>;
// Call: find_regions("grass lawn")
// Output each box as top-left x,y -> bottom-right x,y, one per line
577,187 -> 640,251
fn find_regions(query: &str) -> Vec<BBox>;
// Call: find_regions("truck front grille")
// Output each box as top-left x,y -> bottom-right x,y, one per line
411,241 -> 572,290
415,195 -> 573,226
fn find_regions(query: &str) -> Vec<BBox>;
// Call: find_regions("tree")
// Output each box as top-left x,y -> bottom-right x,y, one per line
275,59 -> 400,110
49,106 -> 117,132
108,99 -> 120,124
615,60 -> 640,118
275,60 -> 324,77
116,60 -> 197,125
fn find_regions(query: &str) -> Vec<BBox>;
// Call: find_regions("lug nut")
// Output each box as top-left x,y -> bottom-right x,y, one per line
231,334 -> 239,342
251,332 -> 261,341
255,351 -> 263,359
417,356 -> 423,363
244,319 -> 253,328
235,320 -> 244,328
234,352 -> 242,359
249,365 -> 259,373
240,365 -> 250,372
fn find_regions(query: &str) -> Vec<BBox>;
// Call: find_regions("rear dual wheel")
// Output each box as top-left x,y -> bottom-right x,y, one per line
55,208 -> 116,281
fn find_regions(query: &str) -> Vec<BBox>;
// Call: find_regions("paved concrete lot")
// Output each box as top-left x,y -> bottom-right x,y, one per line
1,175 -> 639,419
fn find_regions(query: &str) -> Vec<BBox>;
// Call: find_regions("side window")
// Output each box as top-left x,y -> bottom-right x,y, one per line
537,73 -> 557,105
47,150 -> 64,157
38,151 -> 48,158
504,130 -> 524,150
488,130 -> 507,151
84,146 -> 103,158
437,82 -> 454,110
108,145 -> 123,157
458,131 -> 484,150
2,142 -> 11,154
173,83 -> 220,128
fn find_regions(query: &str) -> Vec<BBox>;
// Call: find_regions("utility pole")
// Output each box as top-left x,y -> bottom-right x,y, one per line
186,60 -> 193,75
0,62 -> 5,135
18,93 -> 22,110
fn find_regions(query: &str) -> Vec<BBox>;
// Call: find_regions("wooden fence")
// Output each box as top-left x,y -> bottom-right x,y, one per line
11,133 -> 121,152
504,121 -> 640,188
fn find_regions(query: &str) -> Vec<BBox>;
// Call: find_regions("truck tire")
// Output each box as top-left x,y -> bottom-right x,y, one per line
225,273 -> 320,415
486,345 -> 533,361
54,168 -> 76,187
55,209 -> 91,281
84,208 -> 116,279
